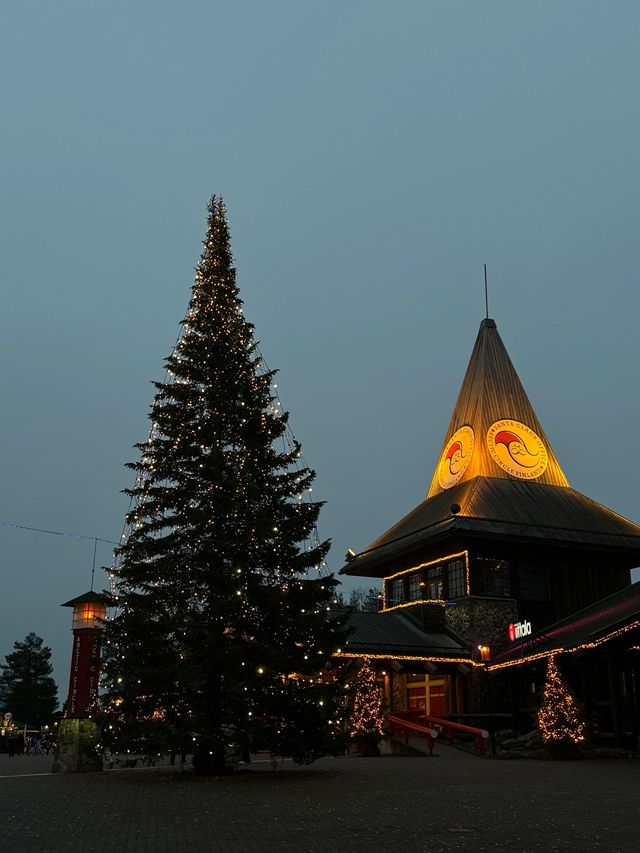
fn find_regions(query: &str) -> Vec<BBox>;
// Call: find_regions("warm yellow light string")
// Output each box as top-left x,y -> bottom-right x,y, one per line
108,325 -> 185,604
537,655 -> 585,745
334,651 -> 476,664
382,551 -> 469,609
489,618 -> 640,671
254,346 -> 326,576
383,551 -> 468,582
382,599 -> 447,613
349,658 -> 384,738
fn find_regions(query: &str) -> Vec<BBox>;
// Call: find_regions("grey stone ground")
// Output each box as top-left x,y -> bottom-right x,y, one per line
1,748 -> 639,853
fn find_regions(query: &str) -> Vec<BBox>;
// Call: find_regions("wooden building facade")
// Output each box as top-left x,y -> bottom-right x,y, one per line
339,318 -> 640,735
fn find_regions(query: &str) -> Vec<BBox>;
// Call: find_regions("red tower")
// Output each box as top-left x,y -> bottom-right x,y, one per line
61,591 -> 107,719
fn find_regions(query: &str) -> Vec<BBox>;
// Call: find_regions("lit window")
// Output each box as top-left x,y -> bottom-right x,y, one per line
427,565 -> 443,599
447,559 -> 465,598
390,578 -> 404,605
409,574 -> 422,601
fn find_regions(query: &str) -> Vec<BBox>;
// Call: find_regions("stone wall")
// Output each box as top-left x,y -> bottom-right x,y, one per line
445,596 -> 517,656
445,597 -> 517,715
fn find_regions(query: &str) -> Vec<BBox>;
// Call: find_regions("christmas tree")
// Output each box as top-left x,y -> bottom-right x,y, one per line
349,658 -> 384,744
102,196 -> 347,772
538,656 -> 585,756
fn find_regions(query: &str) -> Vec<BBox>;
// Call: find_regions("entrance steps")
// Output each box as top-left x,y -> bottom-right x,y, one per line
383,735 -> 432,757
386,732 -> 486,758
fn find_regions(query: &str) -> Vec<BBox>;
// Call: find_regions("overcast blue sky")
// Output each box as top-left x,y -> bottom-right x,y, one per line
2,0 -> 640,690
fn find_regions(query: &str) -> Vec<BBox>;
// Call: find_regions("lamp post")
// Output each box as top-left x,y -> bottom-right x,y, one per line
478,644 -> 496,758
52,591 -> 107,773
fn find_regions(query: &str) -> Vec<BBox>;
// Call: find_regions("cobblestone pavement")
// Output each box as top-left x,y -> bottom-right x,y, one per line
1,749 -> 639,853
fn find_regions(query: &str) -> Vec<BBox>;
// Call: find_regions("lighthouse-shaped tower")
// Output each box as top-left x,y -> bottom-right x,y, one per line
61,591 -> 106,718
341,318 -> 640,715
52,590 -> 106,773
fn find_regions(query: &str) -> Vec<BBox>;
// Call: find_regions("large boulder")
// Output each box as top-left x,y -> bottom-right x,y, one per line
51,718 -> 103,773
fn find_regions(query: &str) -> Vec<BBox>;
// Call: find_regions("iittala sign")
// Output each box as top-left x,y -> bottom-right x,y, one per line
508,620 -> 532,642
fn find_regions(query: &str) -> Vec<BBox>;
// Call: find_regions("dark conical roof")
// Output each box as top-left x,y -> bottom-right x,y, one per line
342,317 -> 640,578
61,590 -> 106,607
342,477 -> 640,577
426,318 -> 568,497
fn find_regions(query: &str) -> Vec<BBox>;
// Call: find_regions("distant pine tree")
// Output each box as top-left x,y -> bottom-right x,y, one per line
348,587 -> 381,612
102,196 -> 348,772
0,633 -> 58,726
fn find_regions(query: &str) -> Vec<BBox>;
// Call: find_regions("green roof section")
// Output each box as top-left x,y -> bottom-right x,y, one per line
342,610 -> 470,660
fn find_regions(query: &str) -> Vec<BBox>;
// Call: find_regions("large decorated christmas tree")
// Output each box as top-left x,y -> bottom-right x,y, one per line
102,196 -> 347,772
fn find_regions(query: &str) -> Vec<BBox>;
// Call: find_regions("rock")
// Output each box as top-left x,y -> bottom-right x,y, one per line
51,718 -> 103,773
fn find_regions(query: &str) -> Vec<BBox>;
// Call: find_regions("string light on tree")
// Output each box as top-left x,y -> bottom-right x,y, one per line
349,658 -> 384,740
101,195 -> 348,773
537,656 -> 585,753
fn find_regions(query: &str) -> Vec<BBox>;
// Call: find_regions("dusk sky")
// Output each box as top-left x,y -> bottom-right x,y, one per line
2,0 -> 640,691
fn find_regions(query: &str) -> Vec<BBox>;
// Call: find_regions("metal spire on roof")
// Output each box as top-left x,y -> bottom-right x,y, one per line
484,264 -> 489,320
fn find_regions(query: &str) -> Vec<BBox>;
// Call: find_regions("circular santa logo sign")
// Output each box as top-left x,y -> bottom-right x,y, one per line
487,419 -> 548,480
438,426 -> 474,489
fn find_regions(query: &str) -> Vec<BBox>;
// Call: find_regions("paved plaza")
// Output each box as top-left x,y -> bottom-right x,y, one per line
1,748 -> 639,853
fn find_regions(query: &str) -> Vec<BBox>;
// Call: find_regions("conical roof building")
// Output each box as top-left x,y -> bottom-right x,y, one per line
339,316 -> 640,730
426,318 -> 568,496
342,318 -> 640,631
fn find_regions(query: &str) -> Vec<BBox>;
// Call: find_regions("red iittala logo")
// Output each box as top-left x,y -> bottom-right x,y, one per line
508,620 -> 532,641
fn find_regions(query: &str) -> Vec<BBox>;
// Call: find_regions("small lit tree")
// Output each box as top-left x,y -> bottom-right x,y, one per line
349,658 -> 384,754
538,656 -> 585,758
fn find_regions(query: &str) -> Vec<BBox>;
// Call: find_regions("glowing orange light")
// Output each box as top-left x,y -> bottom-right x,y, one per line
71,602 -> 107,629
478,645 -> 491,663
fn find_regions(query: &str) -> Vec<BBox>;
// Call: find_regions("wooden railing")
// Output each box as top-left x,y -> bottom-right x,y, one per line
388,710 -> 489,752
387,713 -> 439,755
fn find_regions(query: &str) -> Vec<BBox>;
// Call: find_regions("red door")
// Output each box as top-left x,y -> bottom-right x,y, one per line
429,679 -> 448,717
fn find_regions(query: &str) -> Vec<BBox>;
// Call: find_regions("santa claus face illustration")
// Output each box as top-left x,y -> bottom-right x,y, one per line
438,426 -> 474,489
446,440 -> 465,473
487,420 -> 548,480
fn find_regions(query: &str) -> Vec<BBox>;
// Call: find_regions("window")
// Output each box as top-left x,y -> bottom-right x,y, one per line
409,573 -> 422,601
427,565 -> 443,599
390,578 -> 404,606
518,564 -> 551,600
475,558 -> 511,597
447,559 -> 466,598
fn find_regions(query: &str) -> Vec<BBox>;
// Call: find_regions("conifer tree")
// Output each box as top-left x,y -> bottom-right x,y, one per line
538,656 -> 585,756
0,633 -> 58,726
102,196 -> 347,772
349,658 -> 384,740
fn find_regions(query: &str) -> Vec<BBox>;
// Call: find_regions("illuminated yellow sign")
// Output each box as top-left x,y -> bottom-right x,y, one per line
487,419 -> 548,480
438,426 -> 474,489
